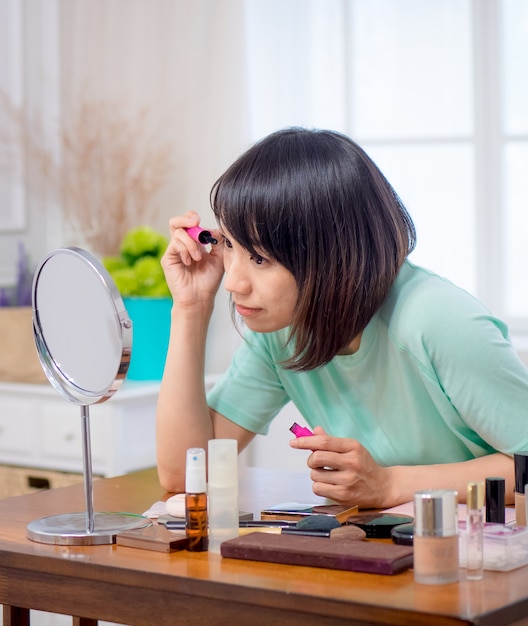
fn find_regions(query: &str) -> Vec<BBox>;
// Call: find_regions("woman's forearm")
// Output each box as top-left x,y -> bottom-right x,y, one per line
388,452 -> 514,506
156,304 -> 214,492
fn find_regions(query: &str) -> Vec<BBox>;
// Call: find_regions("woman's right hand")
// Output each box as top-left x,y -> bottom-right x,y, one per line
160,211 -> 225,309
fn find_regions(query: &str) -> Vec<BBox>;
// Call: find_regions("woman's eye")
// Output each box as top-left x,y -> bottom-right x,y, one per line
253,254 -> 266,265
223,237 -> 233,249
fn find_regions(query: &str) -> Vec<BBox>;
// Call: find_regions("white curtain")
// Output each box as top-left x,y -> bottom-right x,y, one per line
1,0 -> 251,255
58,0 -> 251,239
0,0 -> 252,375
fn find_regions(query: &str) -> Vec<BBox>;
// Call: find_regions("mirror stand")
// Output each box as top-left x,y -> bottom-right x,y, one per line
27,405 -> 149,546
26,247 -> 151,546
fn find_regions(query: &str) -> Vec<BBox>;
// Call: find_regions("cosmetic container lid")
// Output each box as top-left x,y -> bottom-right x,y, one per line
414,490 -> 458,537
467,481 -> 484,510
390,522 -> 414,546
208,439 -> 238,488
485,477 -> 505,523
185,447 -> 206,494
349,513 -> 414,539
514,452 -> 528,493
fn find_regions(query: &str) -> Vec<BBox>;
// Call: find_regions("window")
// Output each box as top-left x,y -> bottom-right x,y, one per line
245,0 -> 528,338
502,0 -> 528,322
0,0 -> 60,286
347,0 -> 475,296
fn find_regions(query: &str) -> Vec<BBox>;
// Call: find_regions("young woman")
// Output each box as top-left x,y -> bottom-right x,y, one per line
157,127 -> 528,507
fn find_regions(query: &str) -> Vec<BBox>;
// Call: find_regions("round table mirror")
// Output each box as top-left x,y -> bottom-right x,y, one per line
27,247 -> 151,545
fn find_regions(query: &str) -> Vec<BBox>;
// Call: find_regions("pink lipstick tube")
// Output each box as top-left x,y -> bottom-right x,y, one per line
289,422 -> 314,438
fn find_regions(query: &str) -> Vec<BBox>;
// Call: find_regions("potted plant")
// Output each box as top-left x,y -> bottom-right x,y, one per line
1,98 -> 174,382
103,226 -> 172,381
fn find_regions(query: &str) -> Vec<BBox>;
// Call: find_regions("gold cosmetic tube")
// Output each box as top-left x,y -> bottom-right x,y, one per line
514,452 -> 528,527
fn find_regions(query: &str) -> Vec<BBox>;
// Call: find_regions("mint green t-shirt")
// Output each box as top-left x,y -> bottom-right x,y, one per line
207,261 -> 528,465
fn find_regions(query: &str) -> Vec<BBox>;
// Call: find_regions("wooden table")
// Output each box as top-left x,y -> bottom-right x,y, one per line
1,467 -> 528,626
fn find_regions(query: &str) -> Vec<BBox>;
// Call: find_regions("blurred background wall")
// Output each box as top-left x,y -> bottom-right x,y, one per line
1,0 -> 527,377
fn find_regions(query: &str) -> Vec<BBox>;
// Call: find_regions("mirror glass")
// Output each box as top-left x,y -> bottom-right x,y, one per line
33,247 -> 131,403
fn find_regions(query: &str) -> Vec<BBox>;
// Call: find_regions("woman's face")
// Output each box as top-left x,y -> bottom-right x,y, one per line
221,227 -> 298,333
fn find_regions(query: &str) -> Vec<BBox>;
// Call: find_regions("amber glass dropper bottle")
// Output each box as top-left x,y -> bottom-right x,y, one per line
185,447 -> 208,552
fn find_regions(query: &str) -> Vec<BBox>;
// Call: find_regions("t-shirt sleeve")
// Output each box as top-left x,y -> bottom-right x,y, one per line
406,278 -> 528,455
206,331 -> 290,434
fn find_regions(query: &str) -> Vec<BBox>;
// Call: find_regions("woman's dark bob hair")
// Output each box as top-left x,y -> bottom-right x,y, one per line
210,127 -> 416,371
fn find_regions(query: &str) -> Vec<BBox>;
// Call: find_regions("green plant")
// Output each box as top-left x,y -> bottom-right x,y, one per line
103,226 -> 170,297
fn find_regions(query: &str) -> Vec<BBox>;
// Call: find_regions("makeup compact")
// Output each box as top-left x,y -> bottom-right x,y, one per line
391,522 -> 414,546
221,532 -> 414,575
348,513 -> 414,539
260,503 -> 358,523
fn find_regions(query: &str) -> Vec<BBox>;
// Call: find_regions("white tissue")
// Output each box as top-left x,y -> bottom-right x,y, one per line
166,493 -> 186,518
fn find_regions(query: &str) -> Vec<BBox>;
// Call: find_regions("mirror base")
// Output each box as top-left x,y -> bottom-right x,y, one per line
27,511 -> 151,546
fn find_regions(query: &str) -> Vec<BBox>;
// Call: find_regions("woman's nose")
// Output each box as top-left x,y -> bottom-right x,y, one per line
223,258 -> 251,294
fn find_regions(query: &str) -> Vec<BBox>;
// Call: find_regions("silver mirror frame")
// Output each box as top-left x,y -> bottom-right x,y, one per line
27,247 -> 150,545
32,247 -> 132,404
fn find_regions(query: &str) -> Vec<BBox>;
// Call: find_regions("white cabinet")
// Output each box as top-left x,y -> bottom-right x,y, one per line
0,380 -> 161,625
0,380 -> 160,479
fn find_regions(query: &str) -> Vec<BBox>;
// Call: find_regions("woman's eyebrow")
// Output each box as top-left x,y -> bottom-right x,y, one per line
217,223 -> 228,237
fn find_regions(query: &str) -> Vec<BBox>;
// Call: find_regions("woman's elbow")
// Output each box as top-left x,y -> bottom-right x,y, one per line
157,466 -> 185,494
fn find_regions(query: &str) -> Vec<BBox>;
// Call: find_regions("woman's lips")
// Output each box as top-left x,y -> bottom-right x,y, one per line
235,303 -> 262,317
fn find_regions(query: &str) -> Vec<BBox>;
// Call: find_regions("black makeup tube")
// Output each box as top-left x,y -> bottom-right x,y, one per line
485,477 -> 505,524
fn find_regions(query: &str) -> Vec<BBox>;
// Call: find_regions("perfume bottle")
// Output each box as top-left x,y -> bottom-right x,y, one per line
185,447 -> 208,552
466,481 -> 484,580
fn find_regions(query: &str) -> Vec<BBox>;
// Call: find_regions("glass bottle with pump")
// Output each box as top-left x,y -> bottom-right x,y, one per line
185,447 -> 208,552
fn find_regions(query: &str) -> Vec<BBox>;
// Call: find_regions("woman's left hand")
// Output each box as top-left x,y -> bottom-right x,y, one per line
289,426 -> 393,508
